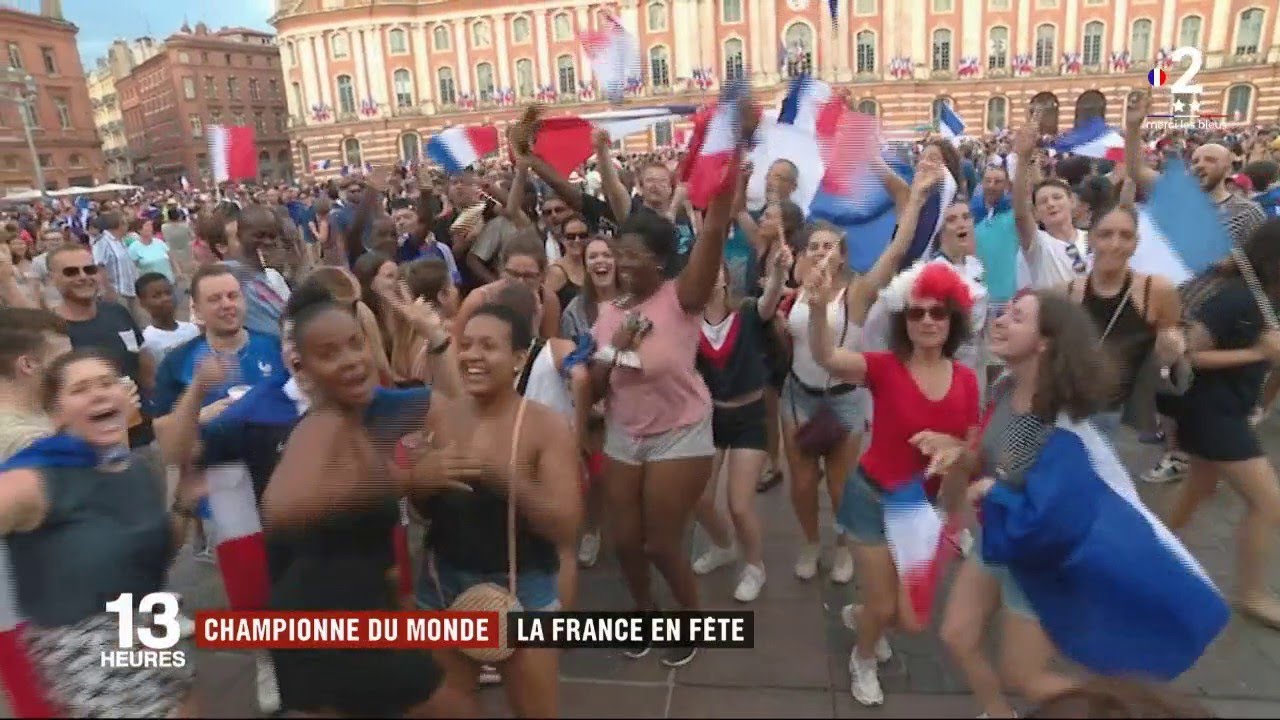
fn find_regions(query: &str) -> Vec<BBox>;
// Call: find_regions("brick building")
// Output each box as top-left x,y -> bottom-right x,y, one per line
88,37 -> 162,182
275,0 -> 1280,180
0,0 -> 104,192
116,23 -> 292,187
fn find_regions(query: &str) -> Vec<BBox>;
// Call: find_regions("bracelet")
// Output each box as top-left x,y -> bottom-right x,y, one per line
427,336 -> 452,355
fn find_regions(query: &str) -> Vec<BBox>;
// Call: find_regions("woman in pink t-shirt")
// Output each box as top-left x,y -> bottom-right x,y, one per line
805,260 -> 981,707
587,169 -> 738,668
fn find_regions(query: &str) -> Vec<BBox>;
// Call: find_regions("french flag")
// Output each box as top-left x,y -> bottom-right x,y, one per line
679,80 -> 751,210
204,465 -> 270,612
581,13 -> 642,103
1049,117 -> 1125,163
982,416 -> 1229,680
1130,158 -> 1234,285
425,126 -> 499,175
937,103 -> 965,146
884,480 -> 958,628
207,125 -> 259,183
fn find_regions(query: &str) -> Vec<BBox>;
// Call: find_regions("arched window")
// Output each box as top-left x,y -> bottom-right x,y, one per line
476,63 -> 495,101
1082,21 -> 1104,66
1237,9 -> 1264,55
437,67 -> 456,106
783,22 -> 813,77
342,137 -> 362,167
433,26 -> 451,51
472,21 -> 491,48
1029,91 -> 1060,135
856,99 -> 878,116
1179,15 -> 1202,48
516,59 -> 535,98
647,2 -> 668,32
393,69 -> 413,108
1130,19 -> 1152,61
336,75 -> 355,114
649,46 -> 670,87
331,32 -> 349,58
69,153 -> 82,167
388,28 -> 408,55
986,97 -> 1007,131
723,39 -> 745,81
553,13 -> 572,41
931,97 -> 953,126
400,132 -> 421,163
556,55 -> 577,95
513,16 -> 531,43
855,31 -> 875,73
932,28 -> 952,71
1034,24 -> 1055,68
1226,84 -> 1254,121
988,26 -> 1008,69
1074,90 -> 1106,127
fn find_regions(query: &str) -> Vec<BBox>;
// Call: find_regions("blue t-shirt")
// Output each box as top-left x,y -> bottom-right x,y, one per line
152,330 -> 286,415
726,210 -> 762,297
1254,187 -> 1280,217
974,210 -> 1021,304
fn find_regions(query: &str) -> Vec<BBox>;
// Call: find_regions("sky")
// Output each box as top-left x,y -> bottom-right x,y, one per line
39,0 -> 276,66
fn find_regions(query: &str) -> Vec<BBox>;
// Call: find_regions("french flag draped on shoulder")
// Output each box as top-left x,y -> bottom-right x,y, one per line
981,416 -> 1229,680
1049,117 -> 1125,162
425,126 -> 500,175
581,12 -> 642,103
1130,158 -> 1234,285
679,80 -> 753,210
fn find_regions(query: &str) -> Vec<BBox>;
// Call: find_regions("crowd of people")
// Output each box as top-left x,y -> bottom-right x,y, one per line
0,86 -> 1277,718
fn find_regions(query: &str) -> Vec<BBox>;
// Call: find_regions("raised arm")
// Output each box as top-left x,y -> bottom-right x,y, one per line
1123,90 -> 1160,194
805,261 -> 867,382
1010,120 -> 1041,253
504,159 -> 534,229
592,130 -> 633,223
872,155 -> 912,217
756,241 -> 793,317
676,162 -> 740,313
857,158 -> 941,304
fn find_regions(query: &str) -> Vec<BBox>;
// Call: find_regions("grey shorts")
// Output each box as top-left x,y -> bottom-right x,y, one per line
780,376 -> 869,433
604,414 -> 715,466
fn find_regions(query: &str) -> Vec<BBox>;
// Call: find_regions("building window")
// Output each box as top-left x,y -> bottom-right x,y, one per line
556,55 -> 576,95
233,112 -> 245,126
554,13 -> 572,41
210,110 -> 222,125
40,47 -> 56,74
647,3 -> 667,32
7,42 -> 22,70
342,137 -> 362,167
855,0 -> 875,12
249,78 -> 261,100
855,31 -> 875,73
205,76 -> 217,97
724,39 -> 745,81
476,63 -> 495,101
1226,84 -> 1253,121
291,82 -> 303,112
1082,21 -> 1104,66
269,79 -> 279,97
69,153 -> 84,167
183,77 -> 196,100
653,120 -> 673,147
933,0 -> 952,11
1237,9 -> 1264,55
986,97 -> 1007,131
275,113 -> 285,132
722,0 -> 742,23
38,154 -> 51,168
54,98 -> 70,129
512,17 -> 531,43
389,28 -> 408,54
433,26 -> 451,50
336,75 -> 356,114
784,22 -> 813,77
332,33 -> 349,58
932,29 -> 952,71
1034,24 -> 1056,68
254,112 -> 265,134
227,77 -> 239,100
649,46 -> 670,87
400,132 -> 421,162
1179,16 -> 1203,49
225,53 -> 232,65
516,59 -> 535,98
472,21 -> 491,48
201,51 -> 208,63
988,26 -> 1008,69
857,99 -> 878,116
394,69 -> 414,107
438,67 -> 456,105
1130,19 -> 1152,61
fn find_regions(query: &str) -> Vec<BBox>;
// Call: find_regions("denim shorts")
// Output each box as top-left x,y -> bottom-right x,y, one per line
835,468 -> 887,546
971,545 -> 1036,618
781,376 -> 869,433
415,557 -> 560,612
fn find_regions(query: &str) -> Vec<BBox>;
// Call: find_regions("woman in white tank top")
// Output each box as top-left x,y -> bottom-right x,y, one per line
780,162 -> 947,586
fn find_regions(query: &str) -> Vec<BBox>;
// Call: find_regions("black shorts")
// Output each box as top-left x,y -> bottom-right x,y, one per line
712,397 -> 768,451
1174,410 -> 1263,462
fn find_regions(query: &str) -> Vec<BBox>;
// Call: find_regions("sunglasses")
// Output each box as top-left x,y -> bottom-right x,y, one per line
60,264 -> 99,278
905,306 -> 949,322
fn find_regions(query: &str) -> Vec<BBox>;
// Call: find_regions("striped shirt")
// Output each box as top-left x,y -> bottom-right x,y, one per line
91,230 -> 139,298
1218,194 -> 1267,248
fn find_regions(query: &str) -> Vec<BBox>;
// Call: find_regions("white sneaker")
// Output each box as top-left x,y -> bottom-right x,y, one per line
839,604 -> 892,663
794,543 -> 820,580
829,545 -> 854,584
848,650 -> 885,706
693,544 -> 738,575
577,530 -> 601,567
1142,453 -> 1188,484
256,654 -> 281,714
733,564 -> 766,603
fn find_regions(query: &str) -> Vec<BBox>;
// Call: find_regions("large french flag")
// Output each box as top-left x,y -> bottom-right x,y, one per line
581,12 -> 641,103
204,463 -> 270,612
883,480 -> 958,628
425,126 -> 500,176
1130,158 -> 1234,285
1049,117 -> 1125,162
208,125 -> 259,184
982,416 -> 1229,680
679,80 -> 751,210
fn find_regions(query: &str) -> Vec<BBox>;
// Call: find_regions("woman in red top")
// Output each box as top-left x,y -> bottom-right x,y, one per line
806,259 -> 980,707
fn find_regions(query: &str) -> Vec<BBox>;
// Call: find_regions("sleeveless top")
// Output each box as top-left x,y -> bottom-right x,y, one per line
551,266 -> 582,312
1079,273 -> 1155,409
521,343 -> 575,422
786,287 -> 862,389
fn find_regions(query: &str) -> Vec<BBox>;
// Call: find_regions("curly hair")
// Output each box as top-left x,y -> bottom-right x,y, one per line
1028,290 -> 1116,421
886,304 -> 971,360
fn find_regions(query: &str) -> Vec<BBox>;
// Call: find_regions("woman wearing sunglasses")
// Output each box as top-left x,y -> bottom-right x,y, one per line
544,214 -> 590,313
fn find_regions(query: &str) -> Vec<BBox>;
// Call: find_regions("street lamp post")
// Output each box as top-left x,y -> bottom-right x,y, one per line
0,68 -> 46,196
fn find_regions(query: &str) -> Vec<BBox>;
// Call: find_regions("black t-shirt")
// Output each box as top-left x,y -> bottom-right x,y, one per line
1177,277 -> 1269,418
696,300 -> 769,401
627,196 -> 695,277
65,301 -> 154,447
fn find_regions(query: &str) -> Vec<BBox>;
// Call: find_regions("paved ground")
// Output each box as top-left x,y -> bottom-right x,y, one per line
9,421 -> 1280,718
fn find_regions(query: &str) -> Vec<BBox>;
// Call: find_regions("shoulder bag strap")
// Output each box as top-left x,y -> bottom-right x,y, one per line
1098,274 -> 1131,343
825,286 -> 852,393
506,397 -> 529,596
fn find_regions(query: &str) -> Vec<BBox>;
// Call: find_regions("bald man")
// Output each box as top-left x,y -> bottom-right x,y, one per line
1191,142 -> 1267,246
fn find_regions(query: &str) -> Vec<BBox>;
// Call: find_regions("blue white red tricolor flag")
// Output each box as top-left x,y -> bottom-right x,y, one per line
581,13 -> 642,103
937,103 -> 965,146
207,125 -> 258,183
1131,158 -> 1234,284
777,75 -> 879,197
1148,67 -> 1168,87
425,126 -> 500,175
1049,117 -> 1126,163
679,80 -> 753,209
883,480 -> 958,625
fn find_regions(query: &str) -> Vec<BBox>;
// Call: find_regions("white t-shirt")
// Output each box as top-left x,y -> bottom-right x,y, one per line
142,322 -> 200,360
1021,228 -> 1090,289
